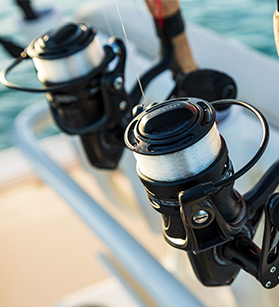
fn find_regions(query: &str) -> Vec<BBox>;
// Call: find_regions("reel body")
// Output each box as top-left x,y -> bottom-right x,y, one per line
125,98 -> 246,285
125,97 -> 279,288
30,23 -> 133,169
11,23 -> 134,169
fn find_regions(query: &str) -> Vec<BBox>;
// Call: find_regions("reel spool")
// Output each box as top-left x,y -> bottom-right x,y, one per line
27,23 -> 105,83
125,97 -> 272,287
0,23 -> 133,169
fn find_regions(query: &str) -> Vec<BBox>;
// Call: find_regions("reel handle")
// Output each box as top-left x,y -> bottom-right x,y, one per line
258,194 -> 279,288
223,193 -> 279,289
244,160 -> 279,220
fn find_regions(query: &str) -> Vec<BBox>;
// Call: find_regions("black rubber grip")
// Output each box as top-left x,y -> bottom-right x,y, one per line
155,9 -> 185,39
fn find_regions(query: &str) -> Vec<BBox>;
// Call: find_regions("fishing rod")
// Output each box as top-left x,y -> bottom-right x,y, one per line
145,0 -> 197,73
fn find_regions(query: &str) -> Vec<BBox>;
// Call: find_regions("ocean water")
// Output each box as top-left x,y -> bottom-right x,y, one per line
0,0 -> 277,150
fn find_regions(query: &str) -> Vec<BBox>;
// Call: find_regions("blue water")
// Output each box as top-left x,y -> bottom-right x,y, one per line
0,0 -> 277,150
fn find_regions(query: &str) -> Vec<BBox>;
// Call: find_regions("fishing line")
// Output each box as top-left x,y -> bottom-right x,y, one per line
113,0 -> 147,104
133,123 -> 221,181
101,4 -> 114,38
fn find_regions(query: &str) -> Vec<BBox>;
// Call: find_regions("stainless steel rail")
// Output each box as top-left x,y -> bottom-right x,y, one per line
14,102 -> 204,307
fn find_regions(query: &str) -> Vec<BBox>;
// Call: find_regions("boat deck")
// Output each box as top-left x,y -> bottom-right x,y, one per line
0,143 -> 167,307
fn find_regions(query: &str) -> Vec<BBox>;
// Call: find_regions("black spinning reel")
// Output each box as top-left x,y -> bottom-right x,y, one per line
125,97 -> 279,289
0,23 -> 134,169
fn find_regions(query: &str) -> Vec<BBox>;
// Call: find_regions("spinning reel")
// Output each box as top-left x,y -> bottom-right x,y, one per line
125,97 -> 279,288
0,23 -> 133,169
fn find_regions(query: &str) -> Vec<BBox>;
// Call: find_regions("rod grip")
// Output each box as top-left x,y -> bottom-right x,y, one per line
145,0 -> 197,72
145,0 -> 179,18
